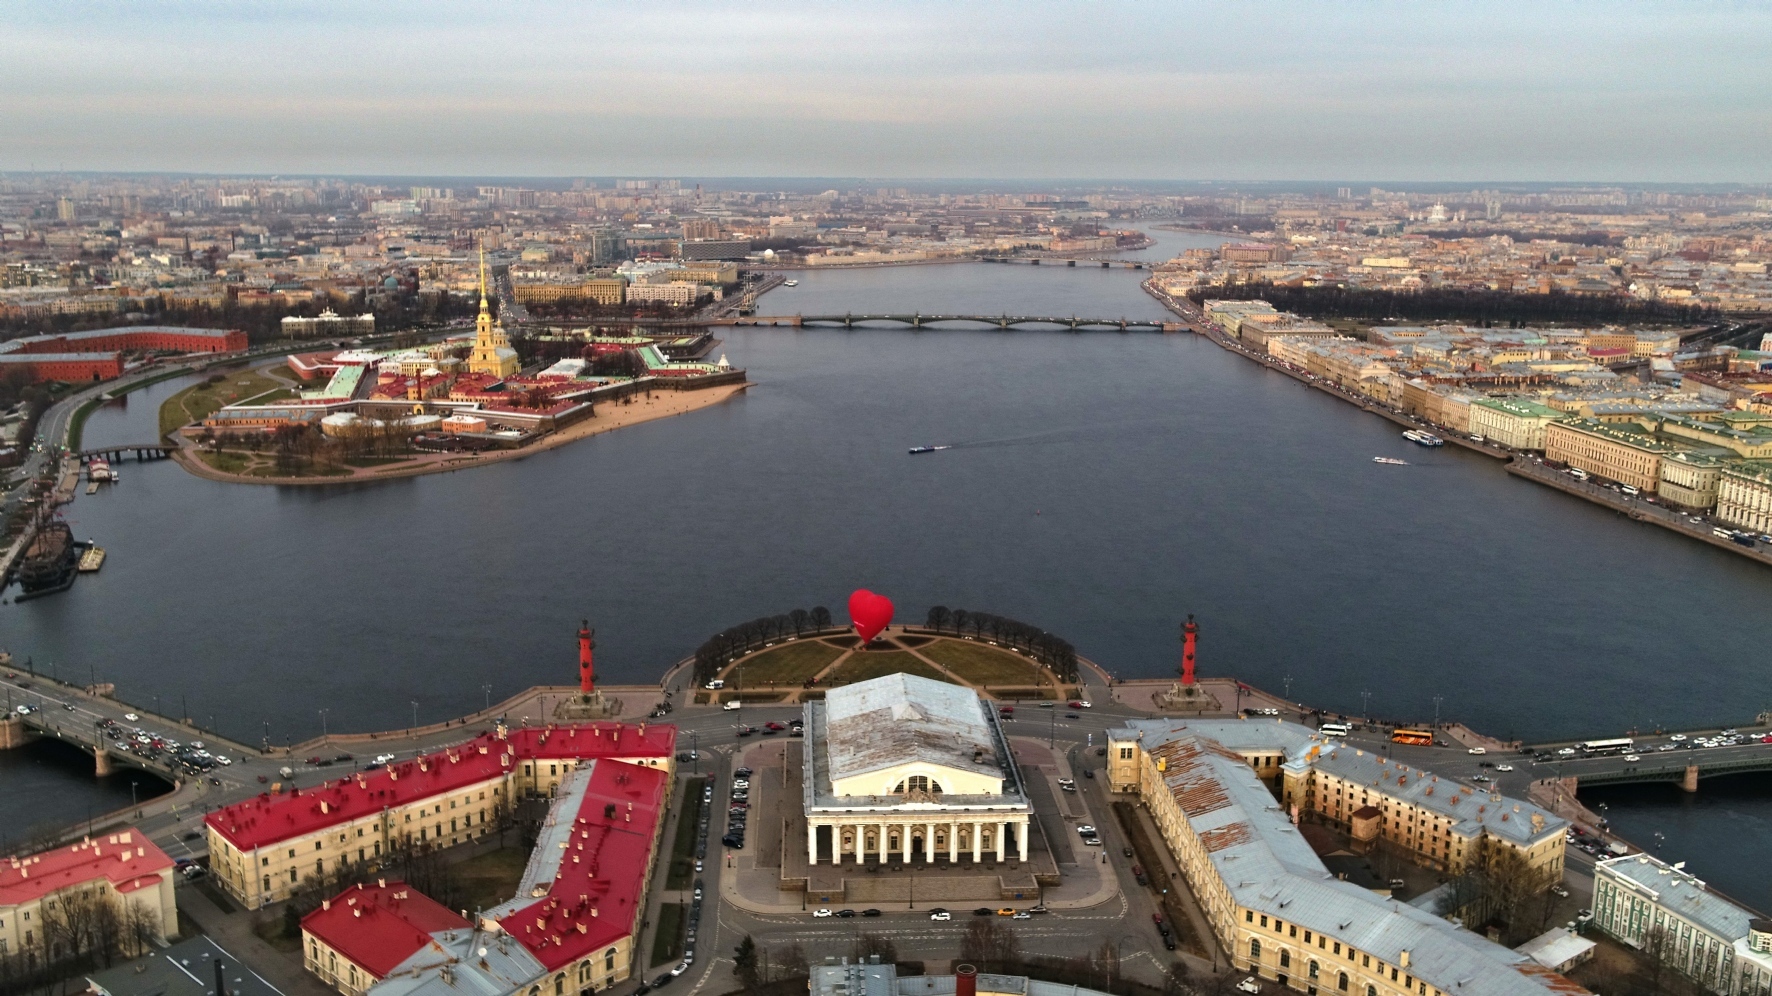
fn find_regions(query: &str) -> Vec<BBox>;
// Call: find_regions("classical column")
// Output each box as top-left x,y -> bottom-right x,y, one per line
972,821 -> 982,863
949,821 -> 958,864
808,822 -> 818,865
1017,821 -> 1029,862
996,821 -> 1006,863
925,823 -> 935,863
880,823 -> 888,865
903,824 -> 913,864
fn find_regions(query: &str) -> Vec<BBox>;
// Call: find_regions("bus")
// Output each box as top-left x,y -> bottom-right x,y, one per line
1580,738 -> 1634,754
1391,729 -> 1434,746
1318,723 -> 1352,738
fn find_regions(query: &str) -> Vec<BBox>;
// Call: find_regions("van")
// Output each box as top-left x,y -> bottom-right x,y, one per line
705,679 -> 725,690
722,700 -> 742,711
1621,485 -> 1639,496
1714,527 -> 1734,540
1569,468 -> 1589,481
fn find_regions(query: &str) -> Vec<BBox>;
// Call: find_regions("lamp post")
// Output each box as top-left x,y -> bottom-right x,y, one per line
482,684 -> 492,712
1361,690 -> 1372,722
1433,696 -> 1444,729
319,709 -> 329,739
411,700 -> 418,729
1110,934 -> 1138,993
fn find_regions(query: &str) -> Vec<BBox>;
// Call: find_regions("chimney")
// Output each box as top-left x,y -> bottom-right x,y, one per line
1400,950 -> 1411,969
956,963 -> 978,996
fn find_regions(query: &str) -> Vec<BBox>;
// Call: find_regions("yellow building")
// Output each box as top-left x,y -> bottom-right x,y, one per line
0,832 -> 180,962
1468,398 -> 1566,450
513,277 -> 626,307
1106,720 -> 1582,996
469,248 -> 521,378
1545,418 -> 1677,492
1659,451 -> 1726,509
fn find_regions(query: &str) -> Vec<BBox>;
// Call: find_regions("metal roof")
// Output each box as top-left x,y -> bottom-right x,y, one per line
1117,722 -> 1590,996
1296,747 -> 1565,847
822,673 -> 1004,785
1599,853 -> 1762,942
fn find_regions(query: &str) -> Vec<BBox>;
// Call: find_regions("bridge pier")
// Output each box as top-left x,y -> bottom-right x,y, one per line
95,745 -> 113,777
1682,764 -> 1700,793
0,716 -> 36,749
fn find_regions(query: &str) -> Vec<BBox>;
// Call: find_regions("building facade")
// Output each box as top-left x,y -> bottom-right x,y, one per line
1659,452 -> 1726,510
802,673 -> 1033,867
0,831 -> 179,962
1715,462 -> 1772,535
1545,419 -> 1675,492
1106,719 -> 1580,996
1469,399 -> 1566,451
205,723 -> 674,910
1593,853 -> 1772,996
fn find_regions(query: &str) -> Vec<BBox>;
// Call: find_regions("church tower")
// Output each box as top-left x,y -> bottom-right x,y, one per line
468,244 -> 521,378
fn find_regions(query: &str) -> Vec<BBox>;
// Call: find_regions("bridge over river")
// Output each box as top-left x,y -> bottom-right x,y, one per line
724,313 -> 1186,331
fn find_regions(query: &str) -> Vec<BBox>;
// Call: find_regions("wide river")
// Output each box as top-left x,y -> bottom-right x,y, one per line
3,227 -> 1768,905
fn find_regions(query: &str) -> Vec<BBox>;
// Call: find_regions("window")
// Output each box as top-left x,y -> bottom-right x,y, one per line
1120,747 -> 1135,759
1310,961 -> 1320,980
1338,973 -> 1349,992
1261,916 -> 1269,928
1247,911 -> 1255,923
1367,988 -> 1377,996
554,974 -> 564,995
1251,940 -> 1262,961
1362,955 -> 1371,968
1281,951 -> 1292,968
606,947 -> 617,972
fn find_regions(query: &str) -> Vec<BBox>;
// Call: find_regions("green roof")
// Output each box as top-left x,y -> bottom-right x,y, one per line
1471,397 -> 1565,420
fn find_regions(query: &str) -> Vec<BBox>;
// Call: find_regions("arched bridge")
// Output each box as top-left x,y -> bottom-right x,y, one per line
726,313 -> 1185,332
78,445 -> 175,463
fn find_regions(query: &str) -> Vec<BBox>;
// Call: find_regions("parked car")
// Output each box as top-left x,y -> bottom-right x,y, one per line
930,910 -> 951,921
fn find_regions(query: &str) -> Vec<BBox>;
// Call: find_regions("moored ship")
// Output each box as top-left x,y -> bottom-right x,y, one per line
14,520 -> 80,600
1402,429 -> 1444,447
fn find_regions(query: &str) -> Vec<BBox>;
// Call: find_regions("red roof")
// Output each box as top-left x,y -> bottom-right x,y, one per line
1,832 -> 173,906
206,724 -> 675,852
497,760 -> 667,971
301,881 -> 469,979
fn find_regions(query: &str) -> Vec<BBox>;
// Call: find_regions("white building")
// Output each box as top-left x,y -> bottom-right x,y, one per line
1593,852 -> 1772,996
282,308 -> 376,338
801,673 -> 1033,866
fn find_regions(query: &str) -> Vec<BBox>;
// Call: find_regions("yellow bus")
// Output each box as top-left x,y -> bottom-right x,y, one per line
1391,728 -> 1434,746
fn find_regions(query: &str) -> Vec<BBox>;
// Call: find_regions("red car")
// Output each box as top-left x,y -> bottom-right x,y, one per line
1068,701 -> 1086,709
764,721 -> 786,731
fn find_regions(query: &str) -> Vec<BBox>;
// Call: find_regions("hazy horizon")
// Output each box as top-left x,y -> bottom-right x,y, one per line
3,1 -> 1770,182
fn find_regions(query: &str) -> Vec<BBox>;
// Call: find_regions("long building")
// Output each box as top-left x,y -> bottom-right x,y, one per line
1592,852 -> 1772,996
0,325 -> 246,383
300,758 -> 668,996
204,722 -> 674,910
1716,461 -> 1772,534
1106,719 -> 1581,996
1544,418 -> 1680,493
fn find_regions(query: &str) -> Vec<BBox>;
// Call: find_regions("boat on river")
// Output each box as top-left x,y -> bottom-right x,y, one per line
908,445 -> 952,455
1402,429 -> 1444,447
1373,457 -> 1409,466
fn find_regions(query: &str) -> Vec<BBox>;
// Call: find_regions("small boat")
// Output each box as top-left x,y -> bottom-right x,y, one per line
783,279 -> 799,287
1402,429 -> 1445,447
1373,457 -> 1409,466
87,458 -> 113,482
908,445 -> 952,455
78,546 -> 106,573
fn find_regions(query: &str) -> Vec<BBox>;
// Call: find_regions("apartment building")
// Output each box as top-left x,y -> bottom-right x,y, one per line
0,832 -> 179,961
1105,720 -> 1582,996
1593,853 -> 1772,996
205,723 -> 674,910
1659,452 -> 1727,509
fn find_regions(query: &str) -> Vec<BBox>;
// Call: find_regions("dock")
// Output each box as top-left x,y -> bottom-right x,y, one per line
78,545 -> 106,572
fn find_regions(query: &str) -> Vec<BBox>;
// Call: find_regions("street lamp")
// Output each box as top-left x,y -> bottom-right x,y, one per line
482,684 -> 492,712
411,700 -> 419,729
319,709 -> 329,739
1433,696 -> 1444,728
1361,690 -> 1372,722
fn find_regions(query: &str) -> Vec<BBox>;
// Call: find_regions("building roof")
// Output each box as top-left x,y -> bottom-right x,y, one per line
1599,853 -> 1764,942
1298,746 -> 1565,847
301,882 -> 469,979
483,759 -> 667,972
1515,929 -> 1597,971
1,831 -> 172,906
821,672 -> 1002,784
1111,721 -> 1589,996
85,934 -> 289,996
1472,398 -> 1566,420
205,724 -> 673,852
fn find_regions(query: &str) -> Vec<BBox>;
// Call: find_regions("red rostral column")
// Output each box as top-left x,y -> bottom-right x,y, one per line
1181,615 -> 1199,686
578,620 -> 596,694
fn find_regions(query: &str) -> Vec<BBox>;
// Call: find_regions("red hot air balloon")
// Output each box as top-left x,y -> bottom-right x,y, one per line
847,589 -> 895,644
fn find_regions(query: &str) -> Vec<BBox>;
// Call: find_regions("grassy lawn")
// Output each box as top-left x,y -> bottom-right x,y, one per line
454,846 -> 530,912
919,639 -> 1050,686
665,778 -> 706,890
197,450 -> 256,474
823,651 -> 952,687
650,903 -> 685,967
159,368 -> 289,436
727,641 -> 844,687
67,399 -> 101,452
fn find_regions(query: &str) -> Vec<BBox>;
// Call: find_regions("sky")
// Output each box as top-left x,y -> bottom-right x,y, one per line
1,0 -> 1769,182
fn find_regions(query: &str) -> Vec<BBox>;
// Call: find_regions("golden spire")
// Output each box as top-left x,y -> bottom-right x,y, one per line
477,242 -> 489,314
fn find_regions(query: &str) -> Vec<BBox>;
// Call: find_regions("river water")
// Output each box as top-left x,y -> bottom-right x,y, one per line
1,226 -> 1767,904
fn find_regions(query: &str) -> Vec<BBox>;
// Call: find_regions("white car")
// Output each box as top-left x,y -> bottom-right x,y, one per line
1623,754 -> 1640,762
1495,764 -> 1514,772
215,755 -> 232,765
1467,747 -> 1486,755
1076,825 -> 1096,836
813,909 -> 833,918
930,911 -> 951,921
1237,978 -> 1263,995
374,753 -> 396,764
1670,733 -> 1687,742
731,779 -> 750,790
1557,747 -> 1577,756
705,679 -> 724,689
124,713 -> 139,721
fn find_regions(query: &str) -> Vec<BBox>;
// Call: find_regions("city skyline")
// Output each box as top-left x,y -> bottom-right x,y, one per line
3,1 -> 1769,182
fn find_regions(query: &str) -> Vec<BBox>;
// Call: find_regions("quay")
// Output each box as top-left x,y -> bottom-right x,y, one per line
1142,278 -> 1772,571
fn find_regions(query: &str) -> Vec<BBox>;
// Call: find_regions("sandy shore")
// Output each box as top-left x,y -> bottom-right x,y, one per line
168,381 -> 750,486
